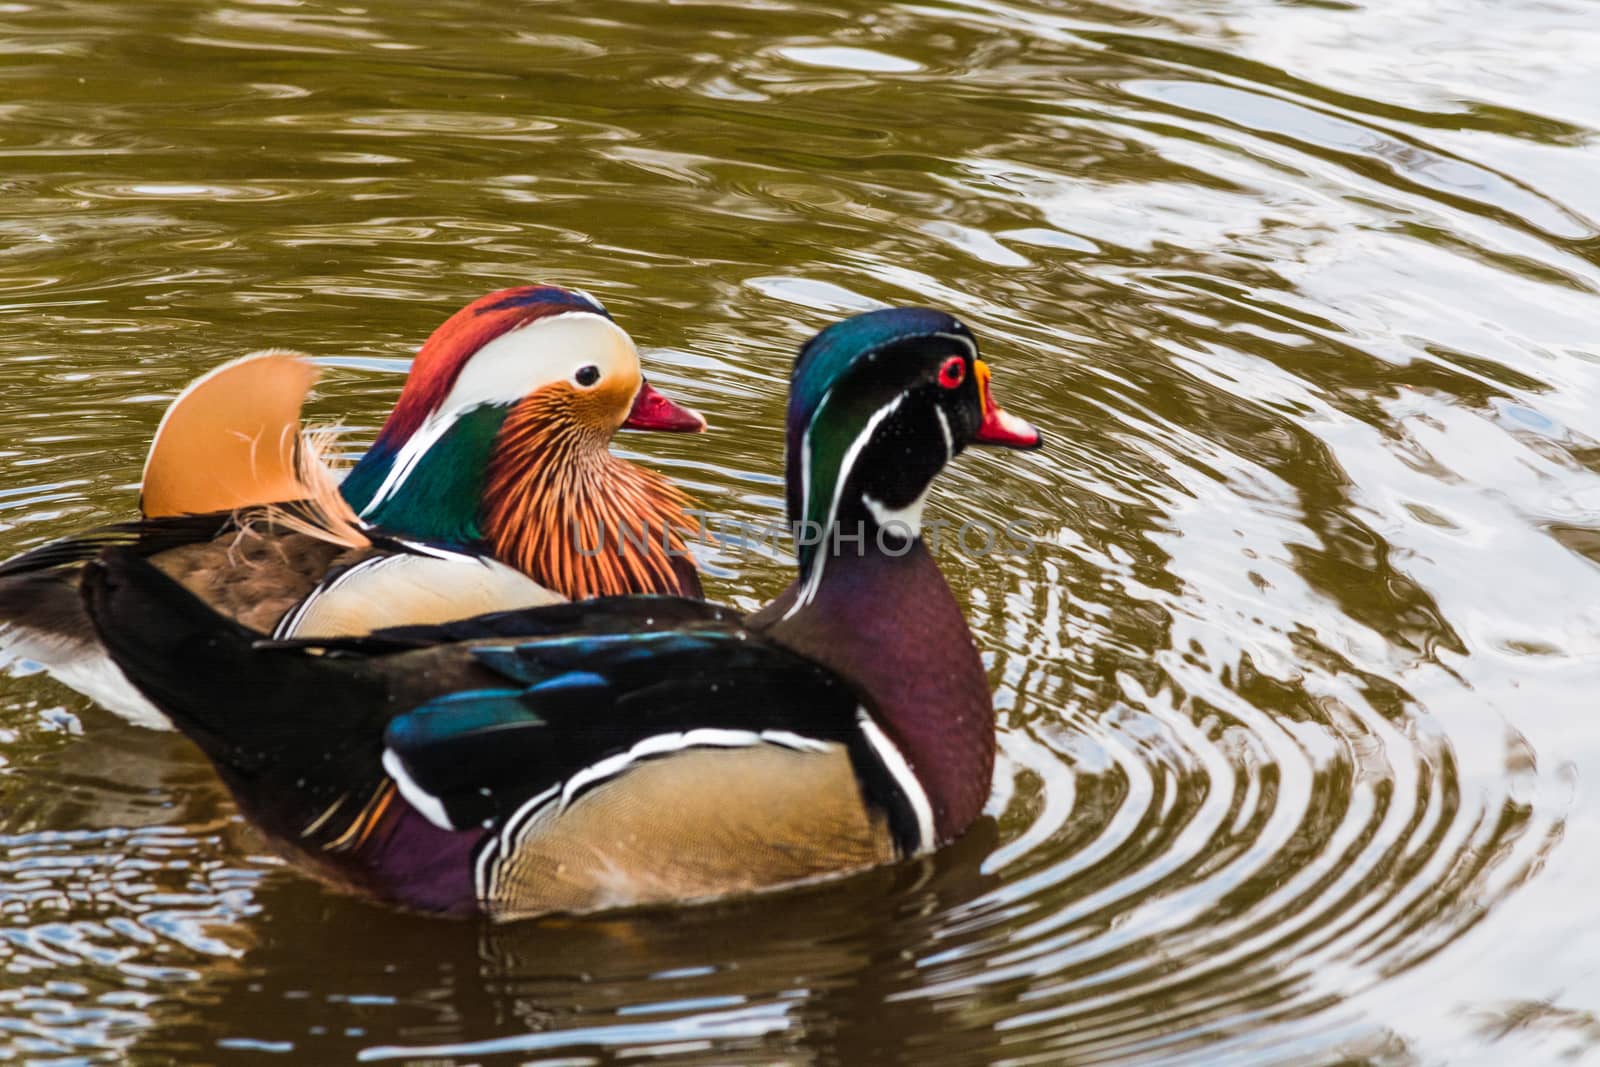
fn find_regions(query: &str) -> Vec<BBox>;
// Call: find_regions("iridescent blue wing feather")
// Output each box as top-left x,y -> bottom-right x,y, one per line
381,631 -> 864,831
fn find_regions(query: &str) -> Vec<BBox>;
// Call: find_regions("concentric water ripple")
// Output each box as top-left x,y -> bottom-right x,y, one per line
0,0 -> 1595,1062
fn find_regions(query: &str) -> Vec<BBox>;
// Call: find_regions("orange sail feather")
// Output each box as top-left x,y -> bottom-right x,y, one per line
140,351 -> 367,548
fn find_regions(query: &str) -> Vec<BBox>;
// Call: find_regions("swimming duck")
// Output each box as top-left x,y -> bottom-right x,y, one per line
0,285 -> 706,727
80,307 -> 1042,917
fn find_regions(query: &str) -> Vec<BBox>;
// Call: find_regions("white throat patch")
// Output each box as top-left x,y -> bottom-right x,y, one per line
862,486 -> 929,541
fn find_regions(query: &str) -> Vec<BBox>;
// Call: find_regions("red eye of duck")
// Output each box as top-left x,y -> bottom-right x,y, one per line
937,355 -> 966,389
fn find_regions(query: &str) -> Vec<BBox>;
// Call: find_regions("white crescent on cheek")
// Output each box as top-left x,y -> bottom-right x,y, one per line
358,312 -> 641,517
445,312 -> 638,410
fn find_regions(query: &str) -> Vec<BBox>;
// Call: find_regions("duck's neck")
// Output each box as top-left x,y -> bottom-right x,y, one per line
340,406 -> 505,546
479,401 -> 701,600
751,540 -> 994,843
339,403 -> 699,600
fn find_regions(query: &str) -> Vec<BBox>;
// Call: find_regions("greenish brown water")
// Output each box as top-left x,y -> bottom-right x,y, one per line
0,0 -> 1597,1062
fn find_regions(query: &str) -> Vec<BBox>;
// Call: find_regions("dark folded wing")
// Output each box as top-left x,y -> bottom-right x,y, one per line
379,626 -> 926,855
0,513 -> 234,578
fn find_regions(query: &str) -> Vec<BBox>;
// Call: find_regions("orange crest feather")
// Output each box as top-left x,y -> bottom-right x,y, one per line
142,351 -> 367,548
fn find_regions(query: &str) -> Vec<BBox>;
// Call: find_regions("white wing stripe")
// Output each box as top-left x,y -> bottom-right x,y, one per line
478,784 -> 559,901
759,729 -> 834,753
555,727 -> 833,812
856,708 -> 935,855
273,554 -> 392,639
359,411 -> 458,517
381,749 -> 453,832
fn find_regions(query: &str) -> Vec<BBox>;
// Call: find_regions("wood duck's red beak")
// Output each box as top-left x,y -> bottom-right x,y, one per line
622,381 -> 707,433
972,360 -> 1041,449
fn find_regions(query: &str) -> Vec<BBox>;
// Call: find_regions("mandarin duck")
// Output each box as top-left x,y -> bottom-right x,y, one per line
79,307 -> 1042,917
0,286 -> 705,728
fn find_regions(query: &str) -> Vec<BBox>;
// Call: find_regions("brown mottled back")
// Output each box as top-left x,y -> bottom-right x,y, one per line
152,528 -> 359,633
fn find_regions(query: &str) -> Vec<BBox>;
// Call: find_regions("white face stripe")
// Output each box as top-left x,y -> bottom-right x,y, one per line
784,390 -> 908,621
359,312 -> 639,516
931,332 -> 973,462
856,708 -> 935,854
932,330 -> 977,363
784,331 -> 974,620
795,384 -> 823,579
933,405 -> 953,461
445,311 -> 631,413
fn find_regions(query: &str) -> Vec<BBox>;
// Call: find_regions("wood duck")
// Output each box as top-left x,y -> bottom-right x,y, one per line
0,285 -> 706,728
79,307 -> 1042,917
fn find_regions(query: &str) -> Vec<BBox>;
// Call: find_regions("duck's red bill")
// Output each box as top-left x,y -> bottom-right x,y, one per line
623,381 -> 707,433
972,360 -> 1042,449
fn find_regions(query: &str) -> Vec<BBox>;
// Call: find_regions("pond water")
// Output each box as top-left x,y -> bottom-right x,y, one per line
1,0 -> 1598,1062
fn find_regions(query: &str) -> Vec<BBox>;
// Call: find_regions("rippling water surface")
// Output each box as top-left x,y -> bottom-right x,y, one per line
1,0 -> 1597,1062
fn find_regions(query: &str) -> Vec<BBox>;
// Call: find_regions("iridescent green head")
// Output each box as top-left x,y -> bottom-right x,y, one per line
784,307 -> 1041,590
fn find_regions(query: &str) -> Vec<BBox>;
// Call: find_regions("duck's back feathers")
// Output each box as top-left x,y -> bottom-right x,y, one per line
361,591 -> 736,647
0,505 -> 578,726
0,514 -> 232,579
0,512 -> 261,727
382,629 -> 859,828
379,641 -> 910,915
146,523 -> 357,632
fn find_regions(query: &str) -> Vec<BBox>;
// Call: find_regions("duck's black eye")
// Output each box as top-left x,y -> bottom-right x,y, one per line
574,365 -> 601,387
